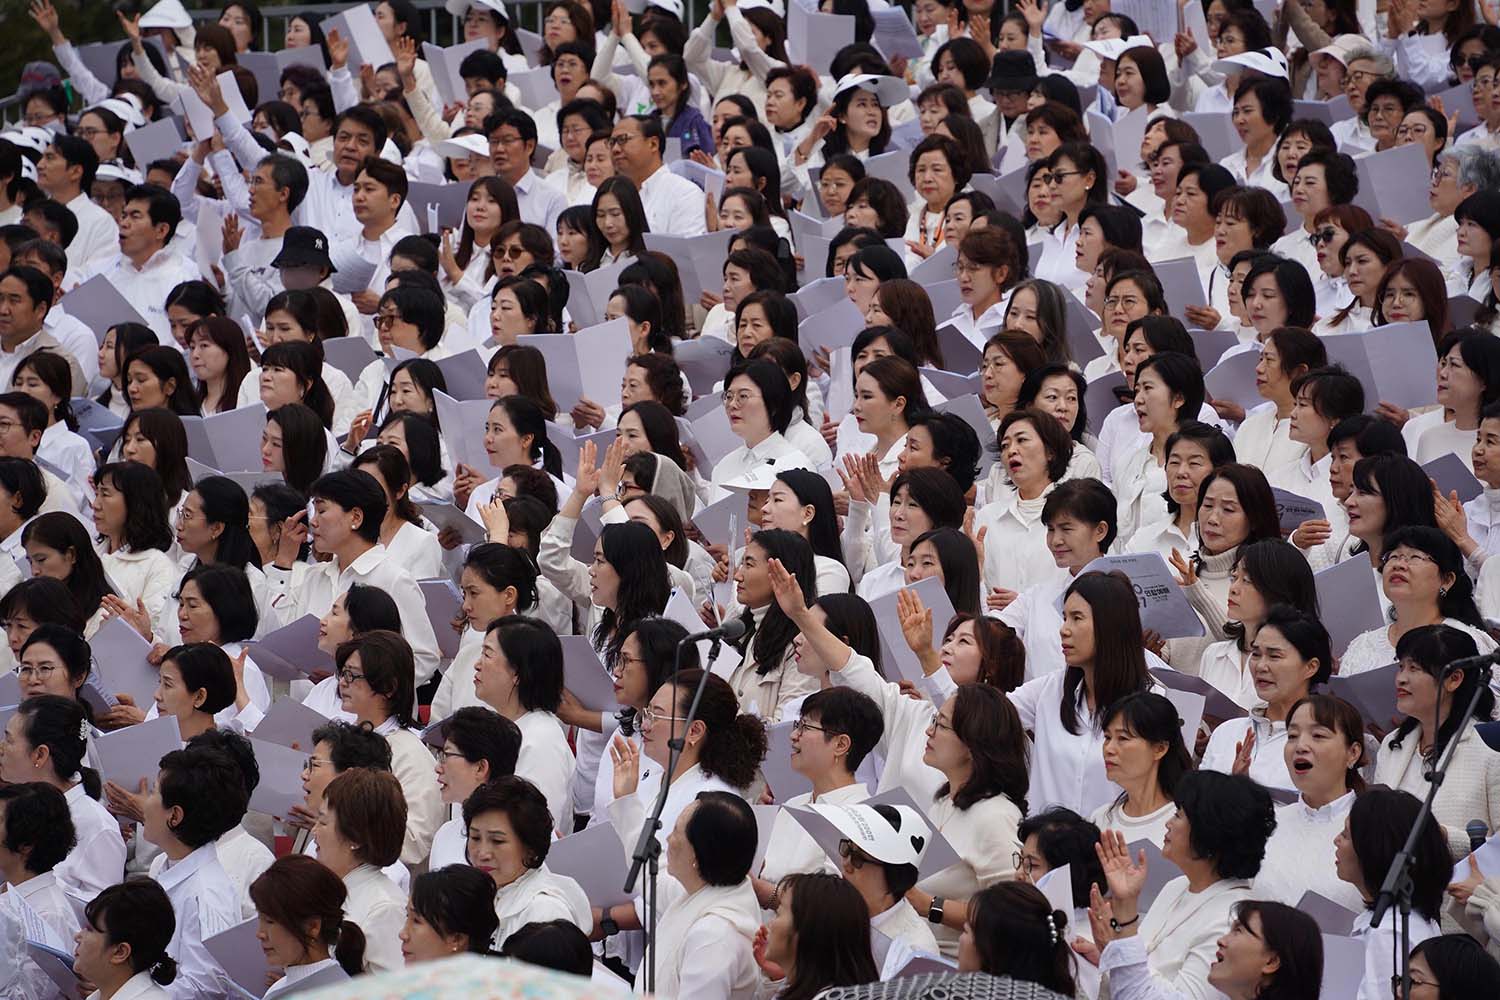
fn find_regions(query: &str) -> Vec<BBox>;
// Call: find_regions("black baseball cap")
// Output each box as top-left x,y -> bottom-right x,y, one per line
270,225 -> 337,272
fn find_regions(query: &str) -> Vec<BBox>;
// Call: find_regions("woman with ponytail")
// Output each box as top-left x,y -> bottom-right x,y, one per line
0,695 -> 124,908
457,395 -> 565,514
249,855 -> 364,996
960,880 -> 1077,996
430,542 -> 541,721
75,879 -> 178,999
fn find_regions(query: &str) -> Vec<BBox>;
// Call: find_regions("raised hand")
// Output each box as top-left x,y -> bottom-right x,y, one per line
837,453 -> 870,504
29,1 -> 64,44
101,595 -> 153,642
394,35 -> 418,86
1017,0 -> 1046,34
612,0 -> 632,38
962,508 -> 988,571
1168,547 -> 1197,588
478,495 -> 510,543
275,508 -> 308,567
609,734 -> 641,801
1095,828 -> 1148,908
327,28 -> 350,71
574,439 -> 603,498
1448,852 -> 1486,905
766,556 -> 810,622
599,436 -> 626,497
896,587 -> 934,656
187,63 -> 229,117
116,9 -> 143,45
1231,726 -> 1256,776
221,213 -> 243,254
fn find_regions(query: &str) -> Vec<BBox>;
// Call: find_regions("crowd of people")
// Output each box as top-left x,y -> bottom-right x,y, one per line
3,0 -> 1500,997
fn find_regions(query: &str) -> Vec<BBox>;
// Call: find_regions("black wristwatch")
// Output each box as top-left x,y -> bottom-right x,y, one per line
599,915 -> 620,937
927,896 -> 945,924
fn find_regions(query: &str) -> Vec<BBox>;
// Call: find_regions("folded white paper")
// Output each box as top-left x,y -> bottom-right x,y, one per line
548,821 -> 632,908
245,613 -> 336,683
91,616 -> 162,707
1313,556 -> 1384,660
761,719 -> 814,802
247,737 -> 309,820
870,575 -> 959,687
96,714 -> 182,792
434,389 -> 493,472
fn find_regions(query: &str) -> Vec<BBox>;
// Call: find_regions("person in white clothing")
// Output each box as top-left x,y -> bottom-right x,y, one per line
1373,622 -> 1500,858
246,855 -> 358,999
398,864 -> 504,964
758,870 -> 883,992
315,767 -> 410,974
333,631 -> 444,865
262,468 -> 442,685
1090,693 -> 1194,849
609,114 -> 708,237
75,183 -> 201,345
349,446 -> 444,581
1231,328 -> 1323,476
0,782 -> 80,945
1088,772 -> 1277,1000
142,743 -> 247,999
752,687 -> 881,905
472,614 -> 577,839
1334,787 -> 1451,1000
1252,693 -> 1367,913
956,879 -> 1081,996
72,879 -> 181,1000
35,135 -> 118,276
465,776 -> 592,948
976,408 -> 1075,600
0,695 -> 126,909
428,706 -> 522,870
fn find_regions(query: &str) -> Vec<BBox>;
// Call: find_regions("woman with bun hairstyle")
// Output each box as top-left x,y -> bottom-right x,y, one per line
430,542 -> 541,721
0,695 -> 124,909
74,879 -> 179,1000
249,855 -> 364,996
960,880 -> 1077,996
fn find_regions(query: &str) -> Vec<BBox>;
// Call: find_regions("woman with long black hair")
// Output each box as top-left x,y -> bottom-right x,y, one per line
758,469 -> 851,597
723,528 -> 821,722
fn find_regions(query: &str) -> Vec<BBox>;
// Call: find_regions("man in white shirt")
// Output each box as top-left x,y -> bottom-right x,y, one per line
338,156 -> 415,315
609,114 -> 707,237
75,183 -> 198,345
35,134 -> 117,277
263,468 -> 442,684
12,237 -> 101,386
484,107 -> 566,234
145,744 -> 245,1000
222,152 -> 309,323
0,266 -> 84,395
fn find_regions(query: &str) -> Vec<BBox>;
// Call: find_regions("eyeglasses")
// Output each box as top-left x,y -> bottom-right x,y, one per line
491,133 -> 525,147
1044,170 -> 1081,186
337,668 -> 367,684
301,756 -> 333,774
607,135 -> 636,148
790,718 -> 826,736
721,389 -> 763,408
22,113 -> 58,127
75,127 -> 104,140
1309,227 -> 1339,246
638,705 -> 689,730
16,664 -> 57,681
1379,550 -> 1438,570
1011,852 -> 1042,878
926,715 -> 955,735
1347,69 -> 1380,85
435,749 -> 469,763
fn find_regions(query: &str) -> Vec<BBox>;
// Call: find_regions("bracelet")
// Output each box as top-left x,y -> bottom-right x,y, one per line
1109,914 -> 1140,931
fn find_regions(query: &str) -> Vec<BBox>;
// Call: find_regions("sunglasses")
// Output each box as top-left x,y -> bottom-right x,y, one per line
1309,227 -> 1339,246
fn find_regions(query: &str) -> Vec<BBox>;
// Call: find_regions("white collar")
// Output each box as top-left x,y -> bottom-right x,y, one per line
1293,789 -> 1354,823
279,957 -> 342,986
155,843 -> 215,891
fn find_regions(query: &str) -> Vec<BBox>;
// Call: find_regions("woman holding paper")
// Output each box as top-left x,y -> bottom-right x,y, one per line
1343,526 -> 1496,678
1373,623 -> 1500,857
335,631 -> 445,864
1200,606 -> 1330,793
1335,787 -> 1451,1000
248,855 -> 362,997
844,468 -> 966,600
91,462 -> 177,642
0,695 -> 125,908
1251,692 -> 1367,912
71,880 -> 179,1000
1089,692 -> 1193,849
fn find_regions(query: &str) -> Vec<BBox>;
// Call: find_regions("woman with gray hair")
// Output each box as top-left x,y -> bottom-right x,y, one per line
1382,145 -> 1500,286
1329,46 -> 1395,153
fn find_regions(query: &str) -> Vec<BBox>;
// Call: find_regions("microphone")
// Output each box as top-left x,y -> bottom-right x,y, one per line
1440,650 -> 1500,676
681,618 -> 748,643
1469,820 -> 1489,855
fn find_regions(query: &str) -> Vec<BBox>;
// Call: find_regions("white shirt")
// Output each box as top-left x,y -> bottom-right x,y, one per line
1201,708 -> 1294,793
516,710 -> 578,839
382,518 -> 445,582
99,547 -> 178,646
1404,410 -> 1477,472
1221,147 -> 1288,201
88,972 -> 171,1000
493,864 -> 592,948
513,168 -> 568,235
263,543 -> 442,685
156,844 -> 240,1000
638,164 -> 709,237
343,863 -> 406,974
975,487 -> 1054,597
1089,798 -> 1176,848
62,191 -> 121,278
708,432 -> 809,495
1341,618 -> 1497,678
998,565 -> 1075,681
261,959 -> 348,1000
1233,402 -> 1305,478
5,870 -> 79,944
758,782 -> 868,886
377,720 -> 446,865
41,306 -> 100,385
917,792 -> 1024,957
829,650 -> 944,802
56,781 -> 127,907
77,247 -> 201,344
1353,907 -> 1442,1000
37,422 -> 94,494
1253,791 -> 1364,912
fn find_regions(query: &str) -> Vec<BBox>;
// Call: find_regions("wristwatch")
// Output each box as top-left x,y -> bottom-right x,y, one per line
927,896 -> 945,924
599,915 -> 620,937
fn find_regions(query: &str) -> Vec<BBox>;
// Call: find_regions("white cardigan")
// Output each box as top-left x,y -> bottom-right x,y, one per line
493,864 -> 592,949
1374,723 -> 1500,858
1114,877 -> 1253,1000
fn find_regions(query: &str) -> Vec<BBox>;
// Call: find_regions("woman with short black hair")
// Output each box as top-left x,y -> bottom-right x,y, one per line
398,865 -> 500,963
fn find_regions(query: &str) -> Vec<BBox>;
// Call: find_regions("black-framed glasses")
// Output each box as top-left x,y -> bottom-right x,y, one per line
790,718 -> 826,736
837,839 -> 868,867
337,668 -> 366,684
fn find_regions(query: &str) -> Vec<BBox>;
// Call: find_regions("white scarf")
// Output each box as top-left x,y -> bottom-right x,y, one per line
638,880 -> 761,997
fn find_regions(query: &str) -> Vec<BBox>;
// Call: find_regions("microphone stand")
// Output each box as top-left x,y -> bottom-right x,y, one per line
622,632 -> 725,995
1370,659 -> 1493,1000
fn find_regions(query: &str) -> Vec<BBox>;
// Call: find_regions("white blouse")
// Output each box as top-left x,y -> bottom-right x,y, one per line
343,864 -> 406,974
1252,791 -> 1364,912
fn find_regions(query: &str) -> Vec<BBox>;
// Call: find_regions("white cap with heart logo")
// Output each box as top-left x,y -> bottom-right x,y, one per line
810,802 -> 931,867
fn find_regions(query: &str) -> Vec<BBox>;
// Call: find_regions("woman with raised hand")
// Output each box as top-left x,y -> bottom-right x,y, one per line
1253,694 -> 1367,913
1088,772 -> 1279,1000
0,695 -> 123,909
1336,787 -> 1453,1000
398,865 -> 500,964
1374,623 -> 1500,857
333,631 -> 444,865
1201,606 -> 1332,795
249,855 -> 364,997
1344,526 -> 1495,676
844,466 -> 967,601
465,776 -> 591,948
472,615 -> 576,839
1196,540 -> 1318,711
1091,692 -> 1194,849
723,529 -> 822,722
